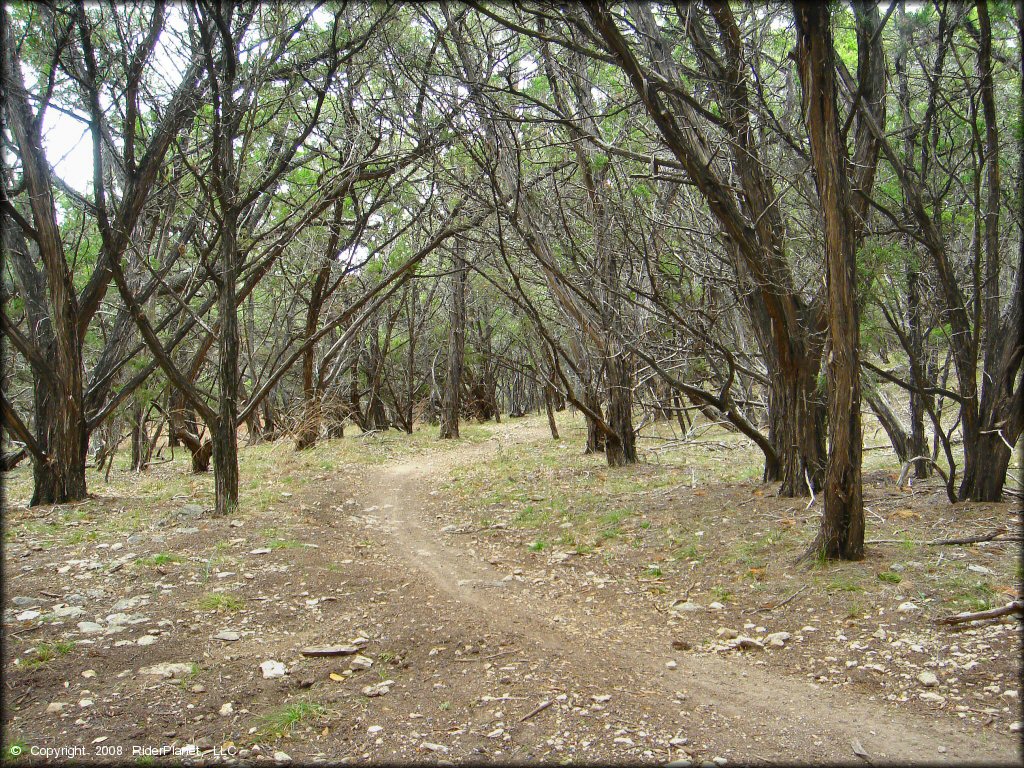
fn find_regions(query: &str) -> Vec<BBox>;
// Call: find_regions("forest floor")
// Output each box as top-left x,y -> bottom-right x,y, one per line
2,413 -> 1022,766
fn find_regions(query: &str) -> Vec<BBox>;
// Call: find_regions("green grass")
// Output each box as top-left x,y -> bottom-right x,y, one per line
828,575 -> 866,593
21,641 -> 75,669
197,593 -> 244,612
136,552 -> 182,567
257,701 -> 326,740
877,571 -> 902,584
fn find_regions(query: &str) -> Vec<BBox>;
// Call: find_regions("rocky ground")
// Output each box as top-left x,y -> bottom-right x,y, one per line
2,415 -> 1021,765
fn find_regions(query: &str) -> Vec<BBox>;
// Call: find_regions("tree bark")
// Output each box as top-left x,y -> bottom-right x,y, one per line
795,0 -> 864,561
439,242 -> 467,439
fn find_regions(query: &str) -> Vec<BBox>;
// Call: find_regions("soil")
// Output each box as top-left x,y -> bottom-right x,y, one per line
2,417 -> 1021,766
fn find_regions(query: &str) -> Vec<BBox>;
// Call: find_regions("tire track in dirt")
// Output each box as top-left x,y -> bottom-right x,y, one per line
354,435 -> 1019,764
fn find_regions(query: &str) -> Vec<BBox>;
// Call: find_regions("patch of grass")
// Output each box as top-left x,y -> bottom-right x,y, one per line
3,738 -> 27,762
197,593 -> 244,613
641,566 -> 663,579
439,700 -> 451,711
710,586 -> 734,603
877,571 -> 902,584
828,575 -> 866,593
528,540 -> 548,552
944,579 -> 997,611
21,640 -> 75,669
266,538 -> 302,551
513,504 -> 551,528
256,700 -> 326,740
136,552 -> 182,567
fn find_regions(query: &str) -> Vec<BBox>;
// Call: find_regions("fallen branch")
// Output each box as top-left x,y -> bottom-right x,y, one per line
866,528 -> 1020,546
750,584 -> 809,614
935,600 -> 1024,626
520,699 -> 553,722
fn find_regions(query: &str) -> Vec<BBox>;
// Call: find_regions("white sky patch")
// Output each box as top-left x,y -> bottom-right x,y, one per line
337,243 -> 370,266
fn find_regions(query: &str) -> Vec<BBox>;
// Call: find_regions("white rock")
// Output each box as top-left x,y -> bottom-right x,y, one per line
592,694 -> 612,703
713,758 -> 728,766
765,631 -> 791,648
349,654 -> 373,670
362,680 -> 394,697
214,630 -> 241,641
136,635 -> 158,646
79,699 -> 94,708
1001,689 -> 1019,700
665,660 -> 678,670
367,725 -> 383,735
419,742 -> 447,753
15,610 -> 41,621
671,601 -> 704,613
897,602 -> 920,612
614,737 -> 634,746
919,692 -> 946,704
46,702 -> 66,714
77,621 -> 104,634
917,671 -> 939,687
260,660 -> 287,679
249,548 -> 272,555
1009,721 -> 1022,733
52,605 -> 84,618
273,751 -> 292,763
708,602 -> 725,610
140,662 -> 194,679
220,702 -> 234,717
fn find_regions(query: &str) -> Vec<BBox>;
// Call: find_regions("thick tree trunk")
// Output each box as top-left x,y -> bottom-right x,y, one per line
604,351 -> 637,467
795,0 -> 864,561
768,364 -> 826,496
439,244 -> 467,440
31,373 -> 88,506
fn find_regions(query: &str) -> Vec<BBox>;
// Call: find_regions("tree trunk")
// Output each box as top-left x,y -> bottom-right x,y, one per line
864,383 -> 910,463
604,350 -> 637,467
768,364 -> 826,495
544,383 -> 560,440
795,0 -> 864,561
439,243 -> 467,440
583,383 -> 605,454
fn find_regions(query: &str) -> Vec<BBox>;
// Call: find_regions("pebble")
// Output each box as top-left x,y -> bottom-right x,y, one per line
79,699 -> 94,708
362,680 -> 394,697
16,610 -> 41,621
140,662 -> 195,679
260,660 -> 287,679
367,726 -> 383,735
708,602 -> 725,610
672,602 -> 704,613
1009,722 -> 1022,733
12,596 -> 40,608
713,758 -> 728,766
419,742 -> 447,753
350,655 -> 374,670
215,630 -> 241,642
897,602 -> 920,612
77,621 -> 104,634
919,692 -> 946,704
46,702 -> 66,714
220,702 -> 234,717
917,671 -> 939,687
666,660 -> 678,670
137,635 -> 158,646
765,632 -> 791,648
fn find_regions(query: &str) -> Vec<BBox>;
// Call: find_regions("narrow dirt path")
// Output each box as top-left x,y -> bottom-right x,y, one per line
352,432 -> 1019,765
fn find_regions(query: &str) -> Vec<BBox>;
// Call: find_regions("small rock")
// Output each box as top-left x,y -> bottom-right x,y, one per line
215,630 -> 241,642
12,596 -> 40,608
362,680 -> 394,697
273,751 -> 292,763
733,636 -> 764,651
613,737 -> 634,746
1000,689 -> 1019,700
220,702 -> 234,717
937,746 -> 946,754
16,610 -> 41,621
196,737 -> 214,751
917,671 -> 939,687
367,725 -> 383,735
665,660 -> 678,670
46,702 -> 66,714
81,669 -> 97,678
708,602 -> 725,610
79,698 -> 95,708
765,631 -> 791,648
179,504 -> 205,518
192,683 -> 206,693
1009,721 -> 1022,733
592,695 -> 612,703
250,548 -> 272,555
919,692 -> 946,704
136,635 -> 158,646
897,602 -> 920,613
140,662 -> 195,680
229,520 -> 244,528
349,655 -> 373,670
672,601 -> 704,613
716,628 -> 738,640
419,742 -> 447,753
669,737 -> 689,746
52,605 -> 84,618
300,645 -> 359,657
260,660 -> 287,679
713,758 -> 728,766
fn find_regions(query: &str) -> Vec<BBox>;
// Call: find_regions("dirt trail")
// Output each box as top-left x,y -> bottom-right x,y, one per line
355,429 -> 1019,765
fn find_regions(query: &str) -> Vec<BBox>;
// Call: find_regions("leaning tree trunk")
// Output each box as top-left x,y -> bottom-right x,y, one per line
439,244 -> 467,440
795,0 -> 864,561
